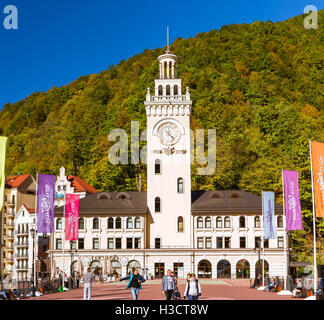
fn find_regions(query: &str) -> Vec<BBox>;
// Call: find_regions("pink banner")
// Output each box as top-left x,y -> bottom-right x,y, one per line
283,170 -> 303,230
65,194 -> 80,241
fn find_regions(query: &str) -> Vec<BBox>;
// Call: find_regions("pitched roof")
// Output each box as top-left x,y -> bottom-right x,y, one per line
55,191 -> 147,215
22,203 -> 36,215
5,174 -> 32,189
191,190 -> 283,214
67,175 -> 97,194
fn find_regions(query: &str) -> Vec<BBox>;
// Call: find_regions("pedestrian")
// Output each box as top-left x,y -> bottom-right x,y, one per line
161,270 -> 176,300
0,290 -> 7,300
184,274 -> 201,300
82,268 -> 94,300
173,277 -> 181,300
119,269 -> 146,300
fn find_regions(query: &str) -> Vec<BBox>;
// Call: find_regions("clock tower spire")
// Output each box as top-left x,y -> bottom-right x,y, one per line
145,32 -> 193,249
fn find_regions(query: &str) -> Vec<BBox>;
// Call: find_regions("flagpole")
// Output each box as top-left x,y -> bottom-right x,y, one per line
281,169 -> 288,290
309,140 -> 317,294
34,173 -> 38,287
62,192 -> 65,289
261,191 -> 265,287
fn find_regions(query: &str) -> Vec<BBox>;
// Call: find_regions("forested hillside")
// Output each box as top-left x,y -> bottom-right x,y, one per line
1,11 -> 323,262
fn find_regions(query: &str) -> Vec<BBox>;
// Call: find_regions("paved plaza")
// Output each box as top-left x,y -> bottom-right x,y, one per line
28,279 -> 302,300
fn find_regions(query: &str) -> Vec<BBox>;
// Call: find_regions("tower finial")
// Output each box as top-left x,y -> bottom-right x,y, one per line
166,26 -> 170,53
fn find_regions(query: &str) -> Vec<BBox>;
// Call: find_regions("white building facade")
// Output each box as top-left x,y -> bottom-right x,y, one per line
49,49 -> 287,280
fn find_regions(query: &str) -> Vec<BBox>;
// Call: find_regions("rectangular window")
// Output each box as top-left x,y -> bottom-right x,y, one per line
56,239 -> 62,250
255,237 -> 261,248
264,239 -> 269,248
197,237 -> 204,249
216,237 -> 223,249
107,238 -> 114,249
240,237 -> 246,248
278,237 -> 284,248
134,238 -> 140,249
155,238 -> 161,249
205,237 -> 212,249
127,238 -> 133,249
78,238 -> 84,250
115,238 -> 122,249
70,241 -> 77,250
224,237 -> 231,248
93,238 -> 99,249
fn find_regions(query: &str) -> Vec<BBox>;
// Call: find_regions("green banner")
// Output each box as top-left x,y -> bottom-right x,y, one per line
0,136 -> 7,211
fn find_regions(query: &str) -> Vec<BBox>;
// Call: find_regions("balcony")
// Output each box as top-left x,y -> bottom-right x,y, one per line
147,95 -> 191,103
4,257 -> 14,263
3,268 -> 13,274
4,233 -> 15,240
5,222 -> 15,229
4,246 -> 14,252
16,243 -> 29,248
7,201 -> 15,207
14,230 -> 29,236
5,211 -> 15,218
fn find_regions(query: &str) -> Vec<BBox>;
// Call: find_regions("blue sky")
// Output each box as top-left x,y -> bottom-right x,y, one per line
0,0 -> 322,109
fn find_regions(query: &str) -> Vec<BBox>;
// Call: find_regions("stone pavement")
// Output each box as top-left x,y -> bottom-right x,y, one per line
28,280 -> 302,300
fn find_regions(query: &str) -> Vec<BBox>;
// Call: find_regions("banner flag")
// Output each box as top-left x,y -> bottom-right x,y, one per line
65,193 -> 80,241
37,174 -> 56,233
262,191 -> 277,239
311,141 -> 324,217
0,136 -> 7,212
283,170 -> 303,230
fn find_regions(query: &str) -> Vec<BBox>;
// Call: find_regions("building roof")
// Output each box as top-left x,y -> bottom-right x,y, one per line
67,175 -> 97,194
5,174 -> 32,189
23,203 -> 36,215
55,191 -> 147,216
191,190 -> 283,214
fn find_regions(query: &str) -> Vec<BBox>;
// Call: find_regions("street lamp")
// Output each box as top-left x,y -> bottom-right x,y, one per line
254,240 -> 262,278
30,228 -> 36,288
68,241 -> 77,289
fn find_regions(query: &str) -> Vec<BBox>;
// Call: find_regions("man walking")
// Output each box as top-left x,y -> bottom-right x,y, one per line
162,270 -> 176,300
82,268 -> 94,300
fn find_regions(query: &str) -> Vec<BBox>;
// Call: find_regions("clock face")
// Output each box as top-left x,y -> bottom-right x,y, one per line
157,122 -> 181,146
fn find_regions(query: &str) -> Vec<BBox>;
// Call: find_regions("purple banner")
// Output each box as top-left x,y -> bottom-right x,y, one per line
283,170 -> 303,230
37,174 -> 56,233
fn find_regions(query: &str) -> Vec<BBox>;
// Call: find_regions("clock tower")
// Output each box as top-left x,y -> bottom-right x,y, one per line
145,42 -> 193,249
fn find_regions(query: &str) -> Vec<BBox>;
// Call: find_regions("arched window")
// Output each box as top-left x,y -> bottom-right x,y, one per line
56,218 -> 62,230
177,178 -> 184,193
254,216 -> 261,228
116,217 -> 121,229
78,218 -> 84,230
155,197 -> 161,212
224,216 -> 231,228
127,217 -> 133,229
155,159 -> 161,174
166,85 -> 170,95
239,216 -> 246,228
205,217 -> 212,228
216,217 -> 222,228
197,217 -> 203,229
174,85 -> 178,95
107,217 -> 114,229
135,217 -> 141,229
169,61 -> 172,78
158,85 -> 163,95
178,216 -> 184,232
277,216 -> 283,228
93,218 -> 99,229
164,62 -> 167,79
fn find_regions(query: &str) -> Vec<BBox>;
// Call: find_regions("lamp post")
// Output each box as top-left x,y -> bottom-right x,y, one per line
30,228 -> 36,288
254,240 -> 262,278
68,241 -> 77,289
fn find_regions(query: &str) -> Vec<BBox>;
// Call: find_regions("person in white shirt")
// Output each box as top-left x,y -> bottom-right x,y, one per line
82,268 -> 94,300
184,274 -> 201,300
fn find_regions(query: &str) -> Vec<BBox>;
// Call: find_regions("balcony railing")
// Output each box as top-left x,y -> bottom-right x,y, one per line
5,222 -> 15,229
7,201 -> 15,207
147,95 -> 191,103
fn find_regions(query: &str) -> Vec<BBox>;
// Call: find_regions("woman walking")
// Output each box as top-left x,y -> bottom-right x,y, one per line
184,274 -> 201,300
120,269 -> 146,300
